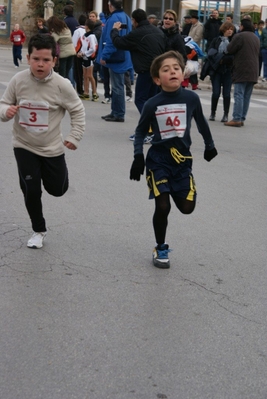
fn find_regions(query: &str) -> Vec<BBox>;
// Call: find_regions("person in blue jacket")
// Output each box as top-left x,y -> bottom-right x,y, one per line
98,0 -> 132,122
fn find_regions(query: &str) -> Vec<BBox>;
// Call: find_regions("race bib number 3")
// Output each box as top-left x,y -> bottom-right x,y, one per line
155,104 -> 187,139
19,100 -> 49,133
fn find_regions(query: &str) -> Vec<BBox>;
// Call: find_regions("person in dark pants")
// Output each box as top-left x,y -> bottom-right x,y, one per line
72,14 -> 86,96
207,22 -> 235,122
129,51 -> 217,268
0,34 -> 85,249
204,9 -> 222,51
111,8 -> 167,141
10,24 -> 26,68
181,15 -> 192,36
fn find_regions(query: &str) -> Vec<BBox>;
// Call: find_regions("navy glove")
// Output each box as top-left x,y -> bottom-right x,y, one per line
130,154 -> 145,181
204,147 -> 218,162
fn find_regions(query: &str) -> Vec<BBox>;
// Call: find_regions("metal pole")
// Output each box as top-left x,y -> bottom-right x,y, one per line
161,0 -> 165,18
233,0 -> 241,25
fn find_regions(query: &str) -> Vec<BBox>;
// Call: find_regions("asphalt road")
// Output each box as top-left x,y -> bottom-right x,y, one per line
0,47 -> 267,399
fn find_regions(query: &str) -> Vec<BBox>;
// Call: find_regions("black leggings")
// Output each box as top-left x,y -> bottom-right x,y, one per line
153,192 -> 196,245
14,148 -> 69,232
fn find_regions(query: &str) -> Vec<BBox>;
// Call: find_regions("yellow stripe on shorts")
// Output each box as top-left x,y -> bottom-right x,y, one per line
186,175 -> 196,201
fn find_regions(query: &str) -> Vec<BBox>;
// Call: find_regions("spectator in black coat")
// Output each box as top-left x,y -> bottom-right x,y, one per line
204,9 -> 222,51
181,15 -> 192,36
158,9 -> 187,64
111,8 -> 167,114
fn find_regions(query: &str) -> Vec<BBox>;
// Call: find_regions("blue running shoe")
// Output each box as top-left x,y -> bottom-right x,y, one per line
152,244 -> 170,269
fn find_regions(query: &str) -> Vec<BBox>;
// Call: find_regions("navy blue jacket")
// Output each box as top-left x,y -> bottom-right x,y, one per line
134,87 -> 215,155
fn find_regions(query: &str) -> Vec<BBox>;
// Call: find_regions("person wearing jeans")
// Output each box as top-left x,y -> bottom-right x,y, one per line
110,8 -> 166,139
98,0 -> 132,122
109,68 -> 125,119
232,82 -> 254,122
224,19 -> 260,127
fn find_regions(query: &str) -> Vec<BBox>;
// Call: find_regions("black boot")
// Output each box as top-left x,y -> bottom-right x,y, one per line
221,97 -> 230,122
209,112 -> 216,121
221,113 -> 228,122
209,97 -> 219,121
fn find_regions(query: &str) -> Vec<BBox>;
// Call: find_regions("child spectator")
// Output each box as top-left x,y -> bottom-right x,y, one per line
77,19 -> 99,101
10,24 -> 26,68
36,18 -> 49,34
72,14 -> 86,96
130,50 -> 217,268
0,34 -> 85,249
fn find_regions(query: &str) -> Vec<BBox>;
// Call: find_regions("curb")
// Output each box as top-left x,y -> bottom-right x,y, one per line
199,77 -> 267,96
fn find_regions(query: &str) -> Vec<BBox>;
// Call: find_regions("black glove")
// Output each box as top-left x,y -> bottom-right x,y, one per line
204,147 -> 218,162
130,154 -> 145,181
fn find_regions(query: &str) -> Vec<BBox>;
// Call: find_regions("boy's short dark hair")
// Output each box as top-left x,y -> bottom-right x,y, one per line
64,5 -> 74,16
240,18 -> 254,31
85,19 -> 95,31
109,0 -> 122,9
131,8 -> 147,23
28,34 -> 57,58
78,14 -> 87,25
150,50 -> 185,79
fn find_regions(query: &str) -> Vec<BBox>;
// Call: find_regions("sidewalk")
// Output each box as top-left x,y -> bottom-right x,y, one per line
199,75 -> 267,96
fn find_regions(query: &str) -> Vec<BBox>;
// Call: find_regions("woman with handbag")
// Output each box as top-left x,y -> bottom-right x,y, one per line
207,22 -> 235,122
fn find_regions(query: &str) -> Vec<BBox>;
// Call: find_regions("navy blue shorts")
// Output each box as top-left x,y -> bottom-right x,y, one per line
82,58 -> 93,68
146,145 -> 197,201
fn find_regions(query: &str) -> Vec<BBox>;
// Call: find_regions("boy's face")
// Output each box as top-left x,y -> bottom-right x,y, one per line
27,47 -> 56,80
153,57 -> 184,92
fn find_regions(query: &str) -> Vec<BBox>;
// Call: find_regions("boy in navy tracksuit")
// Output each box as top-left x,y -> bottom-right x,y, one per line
130,50 -> 217,269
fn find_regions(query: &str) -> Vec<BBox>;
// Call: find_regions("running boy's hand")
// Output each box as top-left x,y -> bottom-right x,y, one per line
130,154 -> 145,181
6,105 -> 19,119
204,147 -> 218,162
64,141 -> 77,150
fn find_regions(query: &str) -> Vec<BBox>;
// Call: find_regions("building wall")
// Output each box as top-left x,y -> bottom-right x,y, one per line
0,0 -> 35,45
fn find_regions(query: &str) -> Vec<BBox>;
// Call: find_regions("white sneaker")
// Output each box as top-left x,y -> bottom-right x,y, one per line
262,78 -> 267,82
126,96 -> 132,102
102,98 -> 111,104
27,232 -> 46,249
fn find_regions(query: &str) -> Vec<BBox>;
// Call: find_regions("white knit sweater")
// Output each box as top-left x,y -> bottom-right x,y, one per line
0,69 -> 85,157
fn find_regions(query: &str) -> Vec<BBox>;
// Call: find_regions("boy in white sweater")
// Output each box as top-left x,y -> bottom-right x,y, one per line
0,34 -> 85,249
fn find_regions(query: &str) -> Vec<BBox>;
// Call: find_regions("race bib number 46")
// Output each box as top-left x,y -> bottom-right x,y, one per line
155,104 -> 187,139
19,100 -> 49,133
